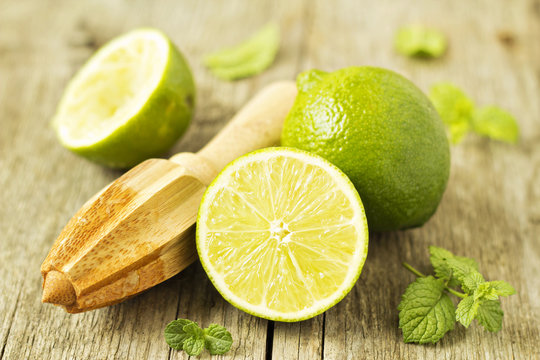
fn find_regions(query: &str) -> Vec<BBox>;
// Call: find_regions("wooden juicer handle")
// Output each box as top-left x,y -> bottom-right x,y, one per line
170,81 -> 297,183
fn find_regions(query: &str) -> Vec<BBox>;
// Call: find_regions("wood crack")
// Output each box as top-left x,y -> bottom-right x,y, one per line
265,320 -> 275,360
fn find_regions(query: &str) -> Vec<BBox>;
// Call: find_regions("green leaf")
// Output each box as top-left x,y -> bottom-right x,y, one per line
183,337 -> 205,357
429,246 -> 457,286
183,322 -> 204,339
429,82 -> 475,144
429,246 -> 478,288
204,23 -> 280,80
395,25 -> 447,58
462,271 -> 485,294
471,106 -> 519,143
164,319 -> 233,356
456,296 -> 480,328
448,121 -> 471,145
474,281 -> 516,302
488,281 -> 516,297
182,322 -> 205,356
398,276 -> 455,344
400,246 -> 516,344
476,300 -> 504,332
204,324 -> 233,355
474,282 -> 499,301
446,257 -> 479,287
164,319 -> 196,350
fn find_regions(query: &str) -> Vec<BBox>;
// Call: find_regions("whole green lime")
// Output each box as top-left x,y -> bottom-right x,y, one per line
281,66 -> 450,232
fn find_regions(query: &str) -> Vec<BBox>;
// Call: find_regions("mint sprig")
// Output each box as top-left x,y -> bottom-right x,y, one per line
164,319 -> 233,356
429,82 -> 519,144
398,246 -> 515,344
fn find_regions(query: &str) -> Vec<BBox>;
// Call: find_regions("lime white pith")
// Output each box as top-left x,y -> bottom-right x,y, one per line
196,148 -> 369,321
54,29 -> 168,147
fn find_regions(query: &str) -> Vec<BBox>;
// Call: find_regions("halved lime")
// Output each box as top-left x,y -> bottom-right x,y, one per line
196,148 -> 369,322
53,28 -> 195,168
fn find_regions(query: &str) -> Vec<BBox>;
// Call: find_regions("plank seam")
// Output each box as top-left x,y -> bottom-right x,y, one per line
167,280 -> 183,360
265,321 -> 275,360
321,313 -> 326,360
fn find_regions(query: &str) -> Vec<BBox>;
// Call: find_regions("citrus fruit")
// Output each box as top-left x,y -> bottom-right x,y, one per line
53,28 -> 195,168
196,148 -> 368,322
281,66 -> 450,232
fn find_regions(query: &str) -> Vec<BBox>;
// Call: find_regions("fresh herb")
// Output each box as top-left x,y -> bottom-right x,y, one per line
471,106 -> 519,143
398,246 -> 515,344
164,319 -> 233,356
429,82 -> 519,144
204,23 -> 280,81
429,82 -> 474,144
395,25 -> 447,58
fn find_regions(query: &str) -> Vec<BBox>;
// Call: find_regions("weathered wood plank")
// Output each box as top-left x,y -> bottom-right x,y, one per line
272,318 -> 323,360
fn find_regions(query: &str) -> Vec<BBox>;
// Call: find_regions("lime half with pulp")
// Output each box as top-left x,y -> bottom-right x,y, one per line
196,147 -> 369,322
53,28 -> 195,168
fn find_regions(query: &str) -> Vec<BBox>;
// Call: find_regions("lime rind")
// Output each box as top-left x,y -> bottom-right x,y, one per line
196,147 -> 369,322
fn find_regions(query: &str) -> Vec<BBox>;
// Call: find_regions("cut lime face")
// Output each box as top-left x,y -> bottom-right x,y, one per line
53,28 -> 195,168
196,148 -> 369,321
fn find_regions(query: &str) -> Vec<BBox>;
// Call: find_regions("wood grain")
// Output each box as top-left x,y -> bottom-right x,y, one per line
0,0 -> 538,359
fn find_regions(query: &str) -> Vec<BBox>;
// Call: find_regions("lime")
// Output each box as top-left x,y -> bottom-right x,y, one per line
282,67 -> 450,232
196,148 -> 368,322
53,28 -> 195,168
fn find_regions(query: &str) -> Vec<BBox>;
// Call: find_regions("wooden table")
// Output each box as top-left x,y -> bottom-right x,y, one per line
1,0 -> 539,359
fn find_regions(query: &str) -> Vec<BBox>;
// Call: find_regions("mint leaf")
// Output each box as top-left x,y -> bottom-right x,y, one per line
183,337 -> 205,357
429,82 -> 475,144
429,246 -> 478,288
446,257 -> 478,286
183,322 -> 204,338
204,324 -> 233,355
204,23 -> 280,81
474,282 -> 499,301
471,106 -> 519,143
473,281 -> 515,301
487,281 -> 516,297
429,246 -> 459,287
462,271 -> 485,294
429,246 -> 457,286
164,319 -> 196,350
164,319 -> 233,356
476,300 -> 504,332
429,245 -> 454,274
182,323 -> 204,356
398,276 -> 455,344
456,296 -> 480,328
395,25 -> 447,58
